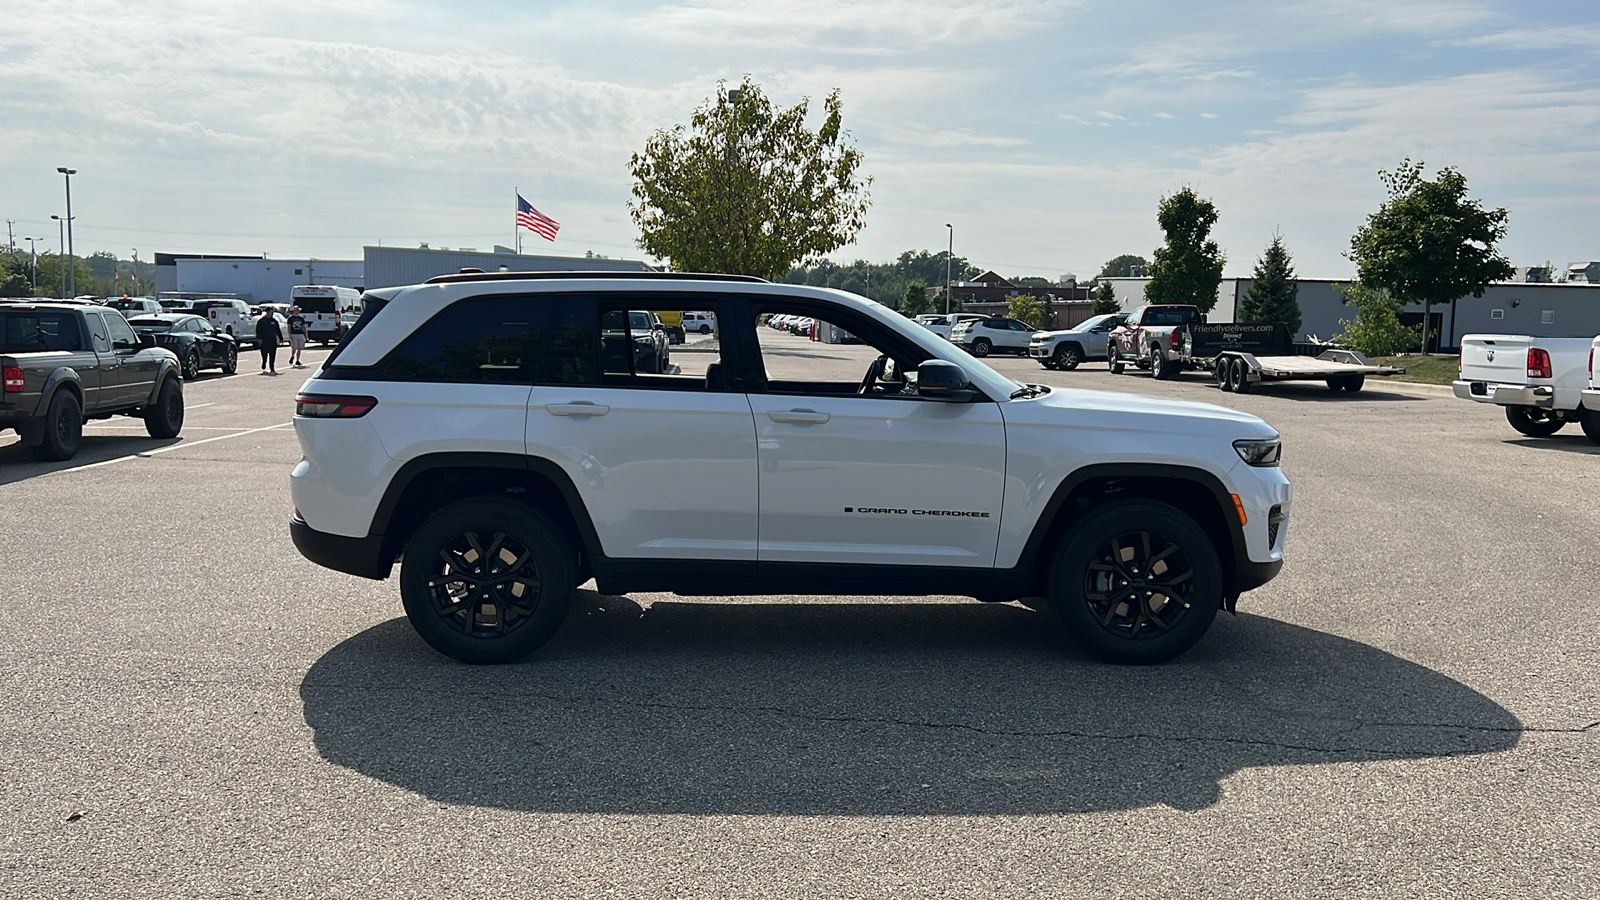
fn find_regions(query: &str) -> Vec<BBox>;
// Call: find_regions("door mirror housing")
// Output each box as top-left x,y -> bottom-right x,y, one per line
137,332 -> 156,348
916,359 -> 976,402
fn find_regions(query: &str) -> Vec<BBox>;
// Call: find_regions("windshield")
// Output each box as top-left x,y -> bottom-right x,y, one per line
628,311 -> 654,331
1070,315 -> 1114,332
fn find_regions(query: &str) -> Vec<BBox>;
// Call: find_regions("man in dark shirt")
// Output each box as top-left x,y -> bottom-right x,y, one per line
286,307 -> 308,368
255,309 -> 283,375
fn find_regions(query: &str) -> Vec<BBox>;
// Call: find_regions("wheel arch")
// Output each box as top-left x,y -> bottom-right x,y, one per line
142,359 -> 183,406
36,368 -> 85,416
370,453 -> 602,583
1018,463 -> 1247,602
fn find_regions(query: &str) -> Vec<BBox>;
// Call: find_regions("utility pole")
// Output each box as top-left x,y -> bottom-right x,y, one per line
24,237 -> 42,294
5,219 -> 14,251
131,248 -> 140,295
58,167 -> 77,297
944,223 -> 954,315
50,215 -> 66,298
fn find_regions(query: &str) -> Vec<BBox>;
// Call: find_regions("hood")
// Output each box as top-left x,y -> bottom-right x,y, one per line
1010,386 -> 1277,439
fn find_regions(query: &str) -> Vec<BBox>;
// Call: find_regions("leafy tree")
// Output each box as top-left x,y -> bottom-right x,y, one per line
1348,159 -> 1512,351
1335,282 -> 1420,356
1238,234 -> 1301,333
1144,188 -> 1225,312
1012,276 -> 1053,288
1098,254 -> 1149,279
629,76 -> 872,281
1007,294 -> 1045,329
1091,280 -> 1120,315
900,281 -> 930,317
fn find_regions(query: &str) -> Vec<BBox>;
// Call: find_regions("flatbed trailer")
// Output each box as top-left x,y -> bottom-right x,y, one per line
1178,324 -> 1406,394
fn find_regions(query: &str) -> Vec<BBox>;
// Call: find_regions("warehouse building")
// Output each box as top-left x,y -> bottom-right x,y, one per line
362,246 -> 653,290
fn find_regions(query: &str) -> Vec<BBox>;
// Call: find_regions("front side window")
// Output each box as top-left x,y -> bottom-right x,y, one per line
753,303 -> 927,400
105,314 -> 139,349
382,294 -> 597,385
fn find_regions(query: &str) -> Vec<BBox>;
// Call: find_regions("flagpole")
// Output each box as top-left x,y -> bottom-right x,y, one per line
514,186 -> 520,255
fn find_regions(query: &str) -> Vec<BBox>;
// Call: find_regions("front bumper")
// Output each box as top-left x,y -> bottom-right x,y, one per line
1452,380 -> 1556,408
1028,343 -> 1052,358
290,515 -> 392,580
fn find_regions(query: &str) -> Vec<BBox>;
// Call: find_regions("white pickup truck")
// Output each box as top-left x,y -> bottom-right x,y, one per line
1452,334 -> 1597,439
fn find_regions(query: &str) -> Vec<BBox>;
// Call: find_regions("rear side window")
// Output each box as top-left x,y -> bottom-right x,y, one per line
382,294 -> 597,385
1,311 -> 84,352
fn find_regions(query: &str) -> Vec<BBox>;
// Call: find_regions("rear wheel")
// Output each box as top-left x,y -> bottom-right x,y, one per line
400,498 -> 575,664
1582,407 -> 1600,445
1047,499 -> 1223,664
1108,346 -> 1125,374
30,390 -> 83,461
1151,348 -> 1173,380
1343,375 -> 1365,393
221,344 -> 238,375
1505,406 -> 1564,437
1228,358 -> 1251,393
143,377 -> 184,439
1216,359 -> 1233,391
971,338 -> 992,358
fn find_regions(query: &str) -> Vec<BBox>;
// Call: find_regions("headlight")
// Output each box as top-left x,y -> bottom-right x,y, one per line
1233,437 -> 1281,467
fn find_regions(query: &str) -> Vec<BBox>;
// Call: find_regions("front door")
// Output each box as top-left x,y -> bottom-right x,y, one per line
741,303 -> 1006,568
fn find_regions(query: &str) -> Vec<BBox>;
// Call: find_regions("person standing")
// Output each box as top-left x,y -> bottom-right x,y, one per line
286,306 -> 308,368
255,307 -> 283,375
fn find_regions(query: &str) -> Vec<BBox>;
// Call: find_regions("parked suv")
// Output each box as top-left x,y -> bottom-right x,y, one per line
950,316 -> 1036,357
290,273 -> 1290,666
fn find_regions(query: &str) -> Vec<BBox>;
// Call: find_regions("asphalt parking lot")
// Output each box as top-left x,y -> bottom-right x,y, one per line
2,333 -> 1596,899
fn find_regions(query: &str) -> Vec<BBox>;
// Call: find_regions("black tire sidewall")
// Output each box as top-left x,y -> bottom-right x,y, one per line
1505,406 -> 1563,437
400,499 -> 575,664
144,378 -> 184,438
36,391 -> 83,460
1047,499 -> 1223,664
972,339 -> 991,357
223,345 -> 238,374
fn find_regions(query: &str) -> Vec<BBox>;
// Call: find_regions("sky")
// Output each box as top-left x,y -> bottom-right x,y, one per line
2,0 -> 1597,280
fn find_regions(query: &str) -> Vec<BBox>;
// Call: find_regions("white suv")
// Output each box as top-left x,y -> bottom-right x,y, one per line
290,272 -> 1290,665
950,316 -> 1036,357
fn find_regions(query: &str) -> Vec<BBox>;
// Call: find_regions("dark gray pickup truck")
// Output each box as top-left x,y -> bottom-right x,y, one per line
1,302 -> 185,460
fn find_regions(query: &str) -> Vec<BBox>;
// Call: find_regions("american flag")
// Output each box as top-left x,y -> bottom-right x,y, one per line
516,194 -> 560,242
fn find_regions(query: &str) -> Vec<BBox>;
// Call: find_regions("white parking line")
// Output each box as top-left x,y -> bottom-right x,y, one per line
42,423 -> 294,477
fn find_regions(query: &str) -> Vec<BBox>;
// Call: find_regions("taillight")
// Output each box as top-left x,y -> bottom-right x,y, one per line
1169,330 -> 1181,347
1590,347 -> 1594,382
3,365 -> 23,393
1527,348 -> 1552,379
294,393 -> 378,418
1457,348 -> 1463,377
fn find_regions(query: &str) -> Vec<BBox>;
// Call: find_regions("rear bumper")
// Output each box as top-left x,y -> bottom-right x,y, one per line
290,515 -> 392,580
1452,380 -> 1555,408
1583,389 -> 1600,411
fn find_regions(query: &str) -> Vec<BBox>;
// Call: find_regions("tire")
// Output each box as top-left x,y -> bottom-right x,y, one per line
971,338 -> 992,358
30,390 -> 83,461
143,377 -> 184,439
181,348 -> 200,381
1216,359 -> 1233,391
699,325 -> 711,334
1325,379 -> 1342,392
1226,358 -> 1249,393
1054,344 -> 1082,371
221,344 -> 238,375
400,498 -> 575,664
1505,406 -> 1564,438
1046,499 -> 1223,664
1108,347 -> 1125,374
1582,407 -> 1600,445
1342,375 -> 1365,393
1150,348 -> 1172,380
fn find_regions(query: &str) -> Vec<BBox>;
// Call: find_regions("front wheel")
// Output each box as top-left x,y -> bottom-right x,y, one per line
1053,344 -> 1082,371
400,498 -> 575,664
144,377 -> 184,439
1047,499 -> 1223,664
971,338 -> 992,358
1505,406 -> 1564,437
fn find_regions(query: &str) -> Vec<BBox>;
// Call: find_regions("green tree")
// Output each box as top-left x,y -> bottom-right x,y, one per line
1335,282 -> 1421,356
1144,188 -> 1225,312
629,76 -> 872,281
1091,280 -> 1120,315
1007,294 -> 1045,329
900,281 -> 930,317
1098,253 -> 1149,278
1348,159 -> 1512,351
1012,276 -> 1053,288
1238,234 -> 1301,333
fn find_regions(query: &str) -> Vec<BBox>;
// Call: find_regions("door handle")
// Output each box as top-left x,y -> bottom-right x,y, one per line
546,402 -> 610,417
767,409 -> 830,425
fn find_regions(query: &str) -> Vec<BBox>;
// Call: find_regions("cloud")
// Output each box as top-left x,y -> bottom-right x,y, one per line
1447,23 -> 1600,50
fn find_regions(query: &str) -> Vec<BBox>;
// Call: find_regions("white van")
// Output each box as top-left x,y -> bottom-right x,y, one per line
288,285 -> 363,344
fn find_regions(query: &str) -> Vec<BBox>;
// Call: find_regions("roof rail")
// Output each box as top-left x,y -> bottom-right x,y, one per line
422,270 -> 768,286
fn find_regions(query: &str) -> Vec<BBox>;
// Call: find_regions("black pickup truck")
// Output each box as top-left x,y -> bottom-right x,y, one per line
1,302 -> 185,460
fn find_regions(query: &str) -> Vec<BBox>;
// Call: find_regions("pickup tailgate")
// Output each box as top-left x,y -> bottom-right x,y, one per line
1459,335 -> 1532,386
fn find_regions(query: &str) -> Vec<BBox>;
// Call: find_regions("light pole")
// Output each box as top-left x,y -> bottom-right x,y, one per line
58,167 -> 77,297
50,215 -> 68,298
944,223 -> 954,315
23,237 -> 43,294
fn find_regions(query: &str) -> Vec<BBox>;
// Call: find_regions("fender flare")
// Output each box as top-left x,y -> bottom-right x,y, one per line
35,367 -> 85,417
142,357 -> 183,406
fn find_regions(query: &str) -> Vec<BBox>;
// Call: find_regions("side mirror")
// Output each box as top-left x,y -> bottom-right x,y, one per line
137,333 -> 156,348
916,359 -> 976,402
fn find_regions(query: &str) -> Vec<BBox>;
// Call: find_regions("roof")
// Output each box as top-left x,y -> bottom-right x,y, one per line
423,270 -> 766,286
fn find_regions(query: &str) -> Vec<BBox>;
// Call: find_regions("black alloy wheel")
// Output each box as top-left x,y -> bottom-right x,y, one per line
1048,499 -> 1222,664
181,347 -> 200,380
1053,344 -> 1082,371
221,344 -> 238,375
1505,406 -> 1564,438
400,499 -> 574,664
31,390 -> 84,461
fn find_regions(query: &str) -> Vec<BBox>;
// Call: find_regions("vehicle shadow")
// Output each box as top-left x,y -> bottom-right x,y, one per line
1504,435 -> 1600,455
0,434 -> 181,485
1102,372 -> 1431,402
300,594 -> 1520,816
